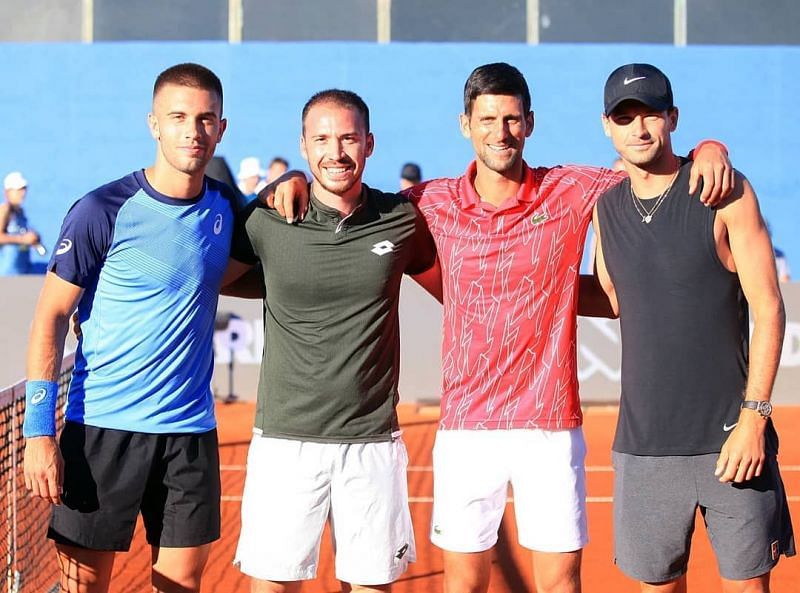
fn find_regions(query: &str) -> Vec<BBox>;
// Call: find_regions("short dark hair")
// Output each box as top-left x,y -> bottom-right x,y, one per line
153,63 -> 224,115
400,162 -> 422,183
463,62 -> 531,116
301,89 -> 370,134
270,156 -> 289,168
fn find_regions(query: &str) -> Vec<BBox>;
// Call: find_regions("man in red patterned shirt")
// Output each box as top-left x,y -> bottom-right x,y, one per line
402,63 -> 731,593
267,63 -> 732,593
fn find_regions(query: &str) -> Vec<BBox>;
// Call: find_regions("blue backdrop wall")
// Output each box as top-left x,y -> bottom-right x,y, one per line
1,42 -> 798,269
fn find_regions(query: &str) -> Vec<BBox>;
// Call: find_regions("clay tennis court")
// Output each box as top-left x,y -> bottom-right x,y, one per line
106,402 -> 800,593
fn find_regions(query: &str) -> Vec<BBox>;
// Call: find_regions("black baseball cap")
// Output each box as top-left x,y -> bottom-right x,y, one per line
400,162 -> 422,183
604,63 -> 674,116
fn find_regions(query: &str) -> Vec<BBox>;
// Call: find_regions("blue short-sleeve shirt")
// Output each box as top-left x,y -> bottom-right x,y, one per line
49,170 -> 236,433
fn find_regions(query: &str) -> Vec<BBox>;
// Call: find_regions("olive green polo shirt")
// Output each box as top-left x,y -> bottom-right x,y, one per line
231,184 -> 436,442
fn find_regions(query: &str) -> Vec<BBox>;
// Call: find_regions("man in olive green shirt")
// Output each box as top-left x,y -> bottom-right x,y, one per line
225,89 -> 436,593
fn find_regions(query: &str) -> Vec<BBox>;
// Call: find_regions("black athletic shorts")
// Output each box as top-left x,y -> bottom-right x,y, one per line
48,421 -> 221,551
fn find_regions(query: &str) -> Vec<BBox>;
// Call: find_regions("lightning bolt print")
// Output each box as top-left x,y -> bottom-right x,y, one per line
417,162 -> 625,431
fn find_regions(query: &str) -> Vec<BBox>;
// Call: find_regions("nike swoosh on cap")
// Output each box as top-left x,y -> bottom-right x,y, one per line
623,76 -> 646,85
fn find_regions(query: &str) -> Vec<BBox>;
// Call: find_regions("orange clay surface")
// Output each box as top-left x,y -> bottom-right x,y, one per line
107,402 -> 800,593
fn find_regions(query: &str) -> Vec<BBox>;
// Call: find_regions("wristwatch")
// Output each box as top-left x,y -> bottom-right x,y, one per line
740,400 -> 772,419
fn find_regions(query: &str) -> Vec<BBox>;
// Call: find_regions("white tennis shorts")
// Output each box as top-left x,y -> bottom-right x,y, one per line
234,433 -> 416,585
430,427 -> 588,553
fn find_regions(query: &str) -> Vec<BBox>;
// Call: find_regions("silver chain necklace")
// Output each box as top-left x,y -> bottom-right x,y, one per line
629,168 -> 680,224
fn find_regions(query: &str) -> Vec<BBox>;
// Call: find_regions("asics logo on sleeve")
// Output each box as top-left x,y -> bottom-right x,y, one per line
56,239 -> 73,255
30,388 -> 48,405
371,240 -> 396,256
213,214 -> 223,235
623,76 -> 647,85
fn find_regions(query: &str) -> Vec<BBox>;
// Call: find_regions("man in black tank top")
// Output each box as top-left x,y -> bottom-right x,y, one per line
585,64 -> 795,592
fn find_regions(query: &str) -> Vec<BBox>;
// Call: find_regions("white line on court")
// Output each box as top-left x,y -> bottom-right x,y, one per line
221,464 -> 606,473
219,465 -> 436,472
217,495 -> 615,503
221,464 -> 800,473
220,495 -> 800,503
406,496 -> 616,504
220,457 -> 800,502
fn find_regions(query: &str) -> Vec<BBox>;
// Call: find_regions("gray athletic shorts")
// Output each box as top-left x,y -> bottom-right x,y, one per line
613,451 -> 795,583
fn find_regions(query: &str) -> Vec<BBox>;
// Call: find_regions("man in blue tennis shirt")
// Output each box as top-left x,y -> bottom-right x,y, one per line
22,63 -> 234,593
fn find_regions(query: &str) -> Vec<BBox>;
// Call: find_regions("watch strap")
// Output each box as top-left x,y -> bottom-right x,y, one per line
740,400 -> 772,418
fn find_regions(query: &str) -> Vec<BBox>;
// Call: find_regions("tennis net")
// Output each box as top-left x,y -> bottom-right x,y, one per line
0,354 -> 73,593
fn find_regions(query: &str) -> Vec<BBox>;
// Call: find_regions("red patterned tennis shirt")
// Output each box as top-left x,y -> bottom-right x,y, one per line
411,161 -> 623,431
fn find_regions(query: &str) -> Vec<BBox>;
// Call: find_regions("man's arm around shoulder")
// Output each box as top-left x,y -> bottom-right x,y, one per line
578,206 -> 619,319
258,170 -> 308,224
221,198 -> 263,297
220,260 -> 261,298
411,256 -> 443,303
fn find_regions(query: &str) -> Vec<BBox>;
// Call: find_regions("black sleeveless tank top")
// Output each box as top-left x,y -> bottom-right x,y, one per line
598,159 -> 776,455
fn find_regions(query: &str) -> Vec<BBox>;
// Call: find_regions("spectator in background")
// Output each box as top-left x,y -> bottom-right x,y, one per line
0,171 -> 42,276
765,221 -> 791,283
399,162 -> 422,190
207,155 -> 248,209
775,248 -> 791,283
237,156 -> 266,201
265,156 -> 289,184
207,156 -> 240,193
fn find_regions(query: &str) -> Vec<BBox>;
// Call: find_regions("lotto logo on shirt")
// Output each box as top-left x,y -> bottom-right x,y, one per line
371,240 -> 395,256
